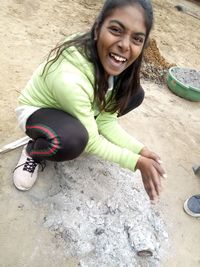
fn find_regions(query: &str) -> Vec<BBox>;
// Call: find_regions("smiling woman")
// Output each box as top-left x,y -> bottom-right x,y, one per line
13,0 -> 166,202
95,4 -> 146,77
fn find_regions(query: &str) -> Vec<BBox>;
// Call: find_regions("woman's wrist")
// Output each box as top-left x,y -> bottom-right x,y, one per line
135,155 -> 144,170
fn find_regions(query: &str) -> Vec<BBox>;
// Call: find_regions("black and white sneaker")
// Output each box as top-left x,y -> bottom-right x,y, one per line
13,144 -> 45,191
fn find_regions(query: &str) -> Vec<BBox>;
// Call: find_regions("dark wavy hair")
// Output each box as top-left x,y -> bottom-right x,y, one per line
43,0 -> 153,114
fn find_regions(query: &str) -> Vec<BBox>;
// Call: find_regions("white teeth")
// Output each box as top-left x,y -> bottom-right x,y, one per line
111,53 -> 126,62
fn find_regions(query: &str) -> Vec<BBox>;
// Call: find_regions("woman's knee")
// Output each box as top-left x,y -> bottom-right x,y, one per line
136,86 -> 145,106
55,127 -> 89,161
120,86 -> 145,116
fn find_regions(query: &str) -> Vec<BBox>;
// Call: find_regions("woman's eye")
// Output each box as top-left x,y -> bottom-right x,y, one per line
132,36 -> 144,45
109,27 -> 122,34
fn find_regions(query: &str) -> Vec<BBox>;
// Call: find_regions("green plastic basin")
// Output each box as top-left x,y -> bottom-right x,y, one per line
167,67 -> 200,101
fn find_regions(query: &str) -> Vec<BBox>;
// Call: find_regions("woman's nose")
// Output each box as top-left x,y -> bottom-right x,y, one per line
118,35 -> 130,52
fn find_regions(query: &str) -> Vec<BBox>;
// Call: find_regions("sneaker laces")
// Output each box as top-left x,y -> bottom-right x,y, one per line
14,157 -> 46,174
39,160 -> 46,171
23,158 -> 38,173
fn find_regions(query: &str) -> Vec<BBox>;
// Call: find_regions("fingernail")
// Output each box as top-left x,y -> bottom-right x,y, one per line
162,174 -> 167,179
157,159 -> 163,164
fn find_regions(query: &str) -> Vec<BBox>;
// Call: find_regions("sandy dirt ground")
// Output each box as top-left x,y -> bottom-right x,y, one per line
0,0 -> 200,266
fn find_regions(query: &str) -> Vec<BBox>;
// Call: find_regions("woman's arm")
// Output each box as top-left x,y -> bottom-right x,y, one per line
96,111 -> 144,154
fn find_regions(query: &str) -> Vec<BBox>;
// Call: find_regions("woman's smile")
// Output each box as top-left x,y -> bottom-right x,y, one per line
108,52 -> 128,70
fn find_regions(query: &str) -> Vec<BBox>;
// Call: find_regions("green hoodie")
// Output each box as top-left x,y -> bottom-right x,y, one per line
18,46 -> 144,171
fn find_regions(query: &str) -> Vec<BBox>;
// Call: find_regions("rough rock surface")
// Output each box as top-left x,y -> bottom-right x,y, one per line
41,155 -> 168,267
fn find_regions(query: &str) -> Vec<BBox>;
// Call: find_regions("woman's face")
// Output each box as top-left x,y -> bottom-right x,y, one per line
96,4 -> 146,77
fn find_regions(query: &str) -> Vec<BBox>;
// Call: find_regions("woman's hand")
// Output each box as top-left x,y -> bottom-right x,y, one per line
136,153 -> 166,201
139,147 -> 162,164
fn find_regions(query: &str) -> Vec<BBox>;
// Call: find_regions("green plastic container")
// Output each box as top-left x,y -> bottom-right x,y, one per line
167,67 -> 200,101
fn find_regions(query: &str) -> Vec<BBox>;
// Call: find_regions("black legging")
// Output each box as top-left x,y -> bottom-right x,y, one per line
25,87 -> 144,162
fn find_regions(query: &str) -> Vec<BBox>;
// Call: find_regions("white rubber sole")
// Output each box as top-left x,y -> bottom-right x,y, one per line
13,181 -> 31,191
